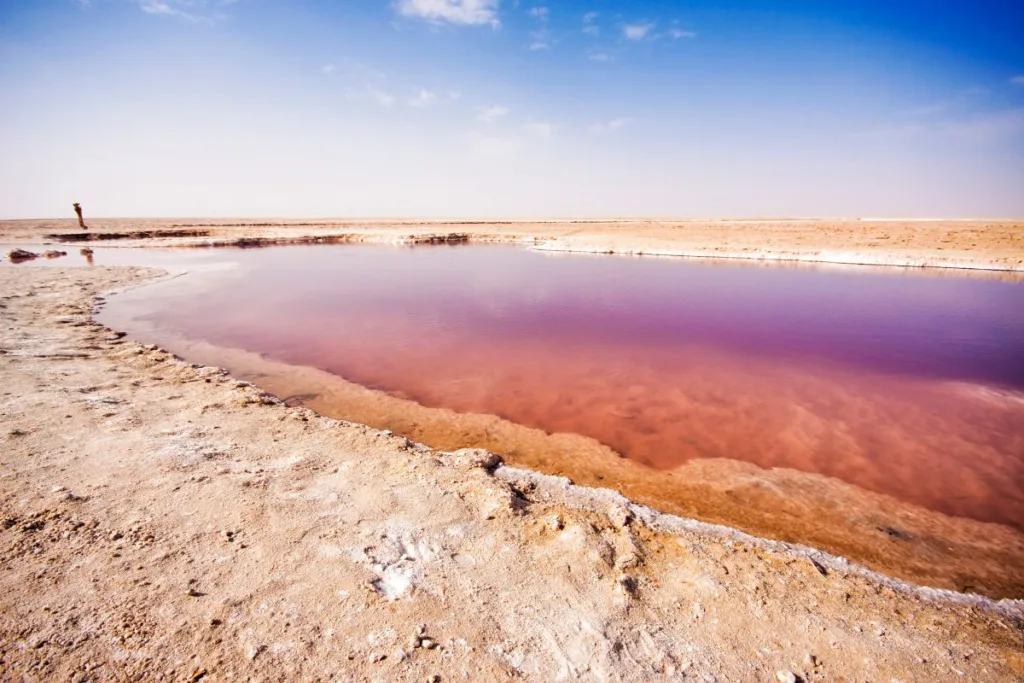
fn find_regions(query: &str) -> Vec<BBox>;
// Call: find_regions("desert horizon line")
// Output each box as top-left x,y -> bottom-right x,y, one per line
5,215 -> 1024,223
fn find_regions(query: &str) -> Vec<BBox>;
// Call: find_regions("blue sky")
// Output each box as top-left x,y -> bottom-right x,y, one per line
1,0 -> 1023,218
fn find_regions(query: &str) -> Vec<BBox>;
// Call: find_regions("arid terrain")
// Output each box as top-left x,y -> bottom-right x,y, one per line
1,217 -> 1023,273
2,218 -> 1023,681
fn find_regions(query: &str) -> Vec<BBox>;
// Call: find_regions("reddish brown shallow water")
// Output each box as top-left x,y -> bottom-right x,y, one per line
101,244 -> 1024,528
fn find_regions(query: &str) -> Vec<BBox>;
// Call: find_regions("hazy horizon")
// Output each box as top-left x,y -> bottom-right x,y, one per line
5,215 -> 1024,222
2,1 -> 1023,219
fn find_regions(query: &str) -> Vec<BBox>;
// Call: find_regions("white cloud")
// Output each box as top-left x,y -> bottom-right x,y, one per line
1011,75 -> 1024,86
522,121 -> 553,137
588,117 -> 631,134
582,10 -> 598,35
134,0 -> 229,23
582,25 -> 599,37
369,88 -> 397,107
321,63 -> 336,76
527,26 -> 552,50
138,0 -> 201,22
667,28 -> 696,39
394,0 -> 500,27
588,52 -> 612,63
583,11 -> 599,23
477,105 -> 510,122
71,0 -> 92,8
623,22 -> 655,40
528,6 -> 548,22
408,88 -> 438,107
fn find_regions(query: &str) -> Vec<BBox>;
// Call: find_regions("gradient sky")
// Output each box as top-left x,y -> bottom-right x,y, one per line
1,0 -> 1023,218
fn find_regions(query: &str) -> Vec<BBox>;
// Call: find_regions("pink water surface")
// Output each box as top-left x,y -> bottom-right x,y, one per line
102,244 -> 1024,527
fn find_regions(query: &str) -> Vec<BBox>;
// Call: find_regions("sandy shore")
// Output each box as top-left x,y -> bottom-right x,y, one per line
2,216 -> 1023,273
2,219 -> 1024,680
2,264 -> 1023,681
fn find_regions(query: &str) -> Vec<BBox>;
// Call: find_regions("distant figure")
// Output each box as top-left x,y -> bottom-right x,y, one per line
73,202 -> 87,230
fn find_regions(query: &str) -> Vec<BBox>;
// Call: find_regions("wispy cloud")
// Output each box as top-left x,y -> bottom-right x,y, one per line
136,0 -> 218,23
528,6 -> 548,22
522,121 -> 553,137
588,117 -> 631,134
588,51 -> 613,63
527,8 -> 552,50
408,88 -> 438,107
667,27 -> 696,39
623,22 -> 655,41
70,0 -> 92,8
394,0 -> 500,28
477,105 -> 510,122
1011,75 -> 1024,86
321,63 -> 336,76
582,11 -> 599,36
528,35 -> 551,50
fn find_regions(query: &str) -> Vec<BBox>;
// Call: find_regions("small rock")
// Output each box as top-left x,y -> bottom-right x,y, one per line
43,250 -> 67,259
369,652 -> 387,663
615,552 -> 641,571
775,671 -> 797,683
607,505 -> 631,530
7,249 -> 39,262
426,676 -> 441,683
420,638 -> 438,650
449,448 -> 503,471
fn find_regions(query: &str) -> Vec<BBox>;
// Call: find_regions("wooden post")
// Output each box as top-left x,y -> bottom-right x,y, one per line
73,202 -> 87,230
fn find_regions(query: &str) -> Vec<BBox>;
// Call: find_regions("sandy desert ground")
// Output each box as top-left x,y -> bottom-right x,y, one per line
2,218 -> 1023,681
